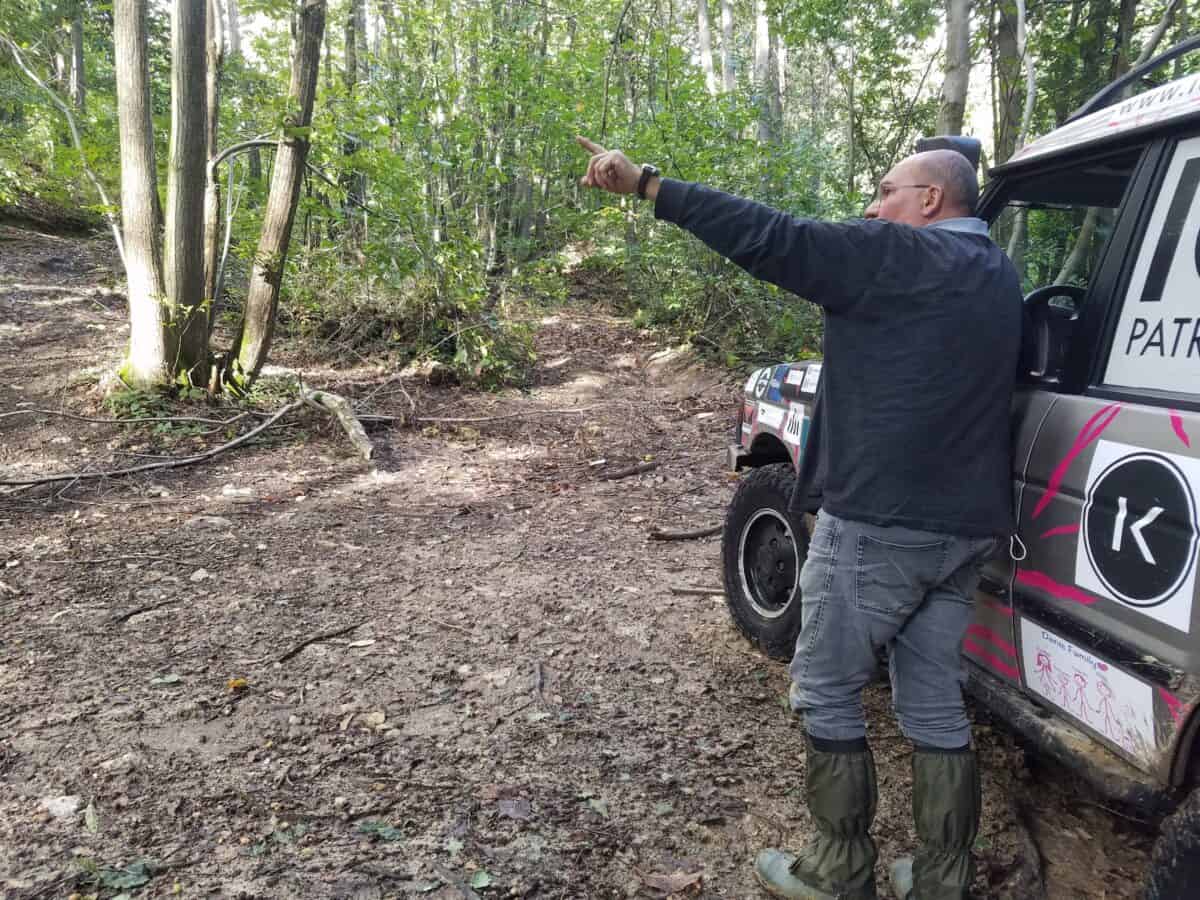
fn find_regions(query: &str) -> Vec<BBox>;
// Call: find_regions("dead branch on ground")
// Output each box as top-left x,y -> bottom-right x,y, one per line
650,523 -> 721,540
277,620 -> 366,664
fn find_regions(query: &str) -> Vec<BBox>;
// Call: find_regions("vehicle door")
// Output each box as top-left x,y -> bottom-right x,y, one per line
1014,132 -> 1200,782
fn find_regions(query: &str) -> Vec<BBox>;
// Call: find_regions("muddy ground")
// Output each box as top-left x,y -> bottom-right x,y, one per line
0,224 -> 1157,898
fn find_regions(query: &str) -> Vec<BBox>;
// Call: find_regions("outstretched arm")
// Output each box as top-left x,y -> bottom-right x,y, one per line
574,135 -> 880,312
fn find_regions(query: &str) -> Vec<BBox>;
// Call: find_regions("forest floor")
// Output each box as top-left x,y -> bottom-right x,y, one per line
0,222 -> 1157,899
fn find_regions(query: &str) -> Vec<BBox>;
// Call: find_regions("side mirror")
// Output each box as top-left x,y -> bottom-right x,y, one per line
914,135 -> 982,170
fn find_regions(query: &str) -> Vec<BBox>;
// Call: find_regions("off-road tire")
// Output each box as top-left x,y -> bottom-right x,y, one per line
1146,787 -> 1200,900
721,463 -> 809,661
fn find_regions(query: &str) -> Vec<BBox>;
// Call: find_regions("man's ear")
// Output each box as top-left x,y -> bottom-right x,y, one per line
923,185 -> 945,218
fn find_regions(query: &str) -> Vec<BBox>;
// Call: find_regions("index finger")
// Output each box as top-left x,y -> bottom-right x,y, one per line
576,135 -> 607,155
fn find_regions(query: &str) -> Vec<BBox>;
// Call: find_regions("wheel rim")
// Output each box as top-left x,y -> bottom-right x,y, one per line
737,508 -> 800,619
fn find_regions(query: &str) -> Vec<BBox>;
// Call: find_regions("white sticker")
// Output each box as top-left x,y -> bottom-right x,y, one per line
756,403 -> 785,430
1074,439 -> 1199,633
1013,74 -> 1200,164
741,423 -> 752,434
1104,135 -> 1200,394
743,368 -> 762,395
800,364 -> 822,395
1019,618 -> 1156,764
782,405 -> 806,446
785,369 -> 805,386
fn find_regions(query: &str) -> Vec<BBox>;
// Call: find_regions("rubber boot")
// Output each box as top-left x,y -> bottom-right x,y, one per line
889,746 -> 979,900
754,736 -> 878,900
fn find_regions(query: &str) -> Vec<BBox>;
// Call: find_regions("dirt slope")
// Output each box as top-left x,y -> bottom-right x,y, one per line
0,225 -> 1154,898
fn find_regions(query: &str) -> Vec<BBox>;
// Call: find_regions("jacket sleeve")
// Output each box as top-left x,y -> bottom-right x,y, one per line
653,177 -> 892,314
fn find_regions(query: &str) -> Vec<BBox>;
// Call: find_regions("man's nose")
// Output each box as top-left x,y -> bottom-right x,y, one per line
863,198 -> 880,219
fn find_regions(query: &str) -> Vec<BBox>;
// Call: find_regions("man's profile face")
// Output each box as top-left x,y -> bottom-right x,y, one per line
863,157 -> 940,227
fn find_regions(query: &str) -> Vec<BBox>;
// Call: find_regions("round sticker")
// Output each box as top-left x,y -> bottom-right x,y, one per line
1082,452 -> 1198,606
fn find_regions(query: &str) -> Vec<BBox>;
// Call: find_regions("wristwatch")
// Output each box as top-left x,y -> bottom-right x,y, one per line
637,164 -> 661,200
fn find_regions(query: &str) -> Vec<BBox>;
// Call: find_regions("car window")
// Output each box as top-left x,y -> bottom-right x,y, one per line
1103,133 -> 1200,395
990,150 -> 1141,295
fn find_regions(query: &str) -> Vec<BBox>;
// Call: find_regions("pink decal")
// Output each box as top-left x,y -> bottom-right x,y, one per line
963,638 -> 1021,680
1015,569 -> 1099,606
1170,410 -> 1191,448
1159,686 -> 1186,723
1032,403 -> 1121,519
980,595 -> 1014,618
1039,524 -> 1081,540
967,624 -> 1017,658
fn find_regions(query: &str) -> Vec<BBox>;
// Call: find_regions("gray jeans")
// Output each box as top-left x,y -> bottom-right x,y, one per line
788,511 -> 998,749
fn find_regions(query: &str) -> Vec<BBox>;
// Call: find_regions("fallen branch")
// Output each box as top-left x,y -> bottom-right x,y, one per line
0,398 -> 306,488
314,736 -> 394,774
669,585 -> 726,597
301,388 -> 373,460
358,404 -> 606,425
0,388 -> 374,489
278,620 -> 366,664
601,461 -> 659,481
110,598 -> 179,625
651,524 -> 721,541
0,408 -> 260,427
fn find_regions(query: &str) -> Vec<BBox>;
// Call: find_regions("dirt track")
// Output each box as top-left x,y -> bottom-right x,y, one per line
0,225 -> 1155,898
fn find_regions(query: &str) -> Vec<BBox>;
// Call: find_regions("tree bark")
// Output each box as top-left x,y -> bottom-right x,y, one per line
936,0 -> 971,135
114,0 -> 168,388
203,0 -> 225,313
993,0 -> 1020,164
697,0 -> 718,96
720,0 -> 734,92
69,2 -> 85,112
230,0 -> 327,390
164,0 -> 210,379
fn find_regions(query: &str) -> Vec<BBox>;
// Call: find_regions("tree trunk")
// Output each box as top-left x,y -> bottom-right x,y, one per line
697,0 -> 718,96
164,0 -> 210,380
114,0 -> 168,389
227,0 -> 242,57
342,0 -> 367,245
204,0 -> 225,313
753,0 -> 774,142
720,0 -> 734,92
229,0 -> 326,390
936,0 -> 971,135
69,2 -> 85,112
993,0 -> 1020,164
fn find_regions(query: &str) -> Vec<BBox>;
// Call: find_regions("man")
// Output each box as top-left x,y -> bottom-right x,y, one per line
577,136 -> 1021,900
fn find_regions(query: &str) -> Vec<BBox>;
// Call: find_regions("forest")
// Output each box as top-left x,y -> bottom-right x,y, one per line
2,0 -> 1193,397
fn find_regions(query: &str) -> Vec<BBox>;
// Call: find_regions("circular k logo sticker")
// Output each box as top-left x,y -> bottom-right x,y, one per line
1083,452 -> 1199,606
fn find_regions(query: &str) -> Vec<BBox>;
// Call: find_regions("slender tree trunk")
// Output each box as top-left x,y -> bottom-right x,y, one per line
227,0 -> 241,57
203,0 -> 225,313
936,0 -> 971,134
69,2 -> 85,112
697,0 -> 717,96
753,0 -> 774,142
114,0 -> 168,388
993,0 -> 1020,164
341,0 -> 366,245
230,0 -> 326,390
164,0 -> 210,379
720,0 -> 734,92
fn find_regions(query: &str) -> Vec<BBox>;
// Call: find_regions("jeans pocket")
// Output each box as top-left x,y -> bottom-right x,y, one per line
854,533 -> 947,617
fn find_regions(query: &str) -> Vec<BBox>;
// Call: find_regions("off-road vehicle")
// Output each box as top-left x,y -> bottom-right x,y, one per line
721,38 -> 1200,899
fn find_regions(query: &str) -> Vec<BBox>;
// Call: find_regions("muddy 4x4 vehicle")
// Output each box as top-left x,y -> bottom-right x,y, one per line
721,39 -> 1200,898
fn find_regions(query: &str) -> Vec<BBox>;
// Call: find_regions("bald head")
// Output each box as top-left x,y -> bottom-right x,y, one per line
908,149 -> 978,217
